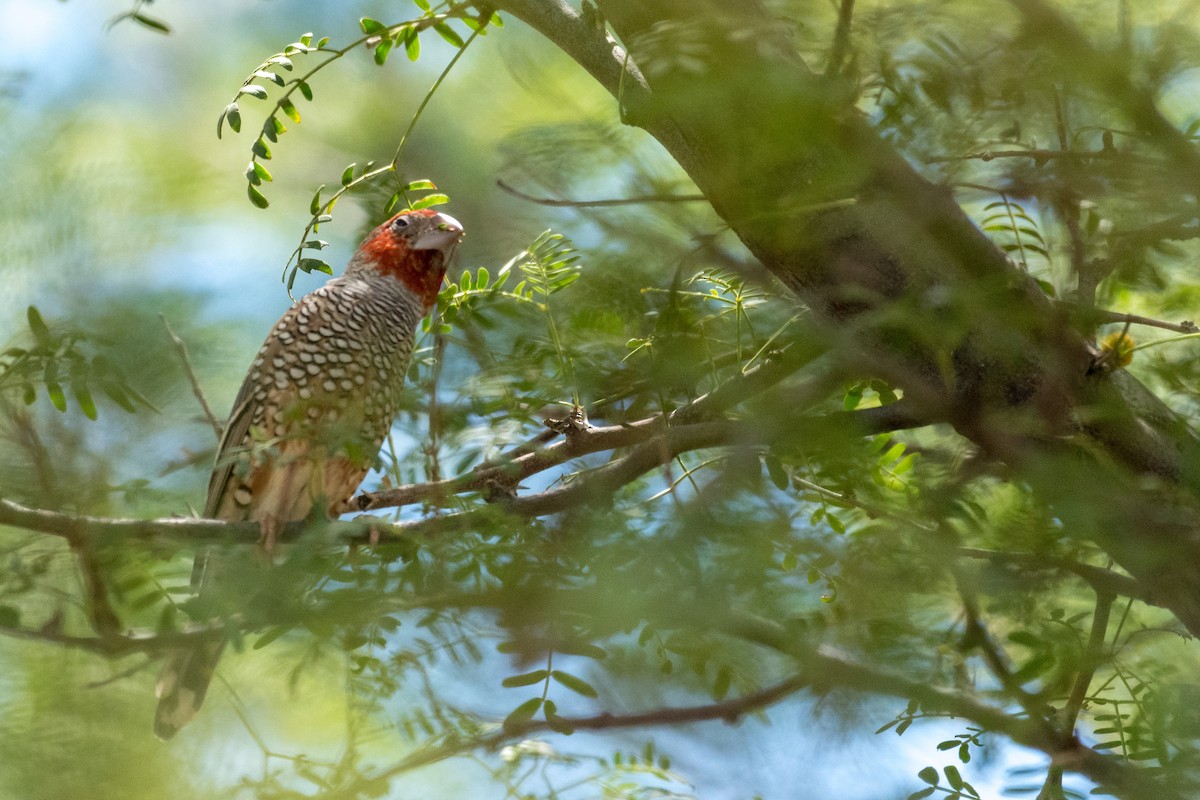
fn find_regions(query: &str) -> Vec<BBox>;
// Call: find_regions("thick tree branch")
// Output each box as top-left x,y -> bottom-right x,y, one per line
492,0 -> 1200,644
958,547 -> 1155,607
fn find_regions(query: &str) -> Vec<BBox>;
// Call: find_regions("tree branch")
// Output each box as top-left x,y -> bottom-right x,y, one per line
347,672 -> 811,792
957,547 -> 1157,608
825,0 -> 855,78
349,342 -> 824,512
497,179 -> 706,208
160,314 -> 222,440
0,615 -> 223,657
348,598 -> 1178,800
0,394 -> 932,548
1079,307 -> 1199,336
718,612 -> 1182,800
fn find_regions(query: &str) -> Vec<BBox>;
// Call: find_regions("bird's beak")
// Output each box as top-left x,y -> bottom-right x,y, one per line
412,213 -> 464,252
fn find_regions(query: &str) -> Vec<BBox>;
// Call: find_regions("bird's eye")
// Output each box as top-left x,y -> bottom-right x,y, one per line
391,216 -> 410,230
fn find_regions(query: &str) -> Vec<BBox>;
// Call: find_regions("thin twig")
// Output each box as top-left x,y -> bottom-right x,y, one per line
356,672 -> 811,789
824,0 -> 855,78
85,657 -> 157,688
0,613 -> 224,657
957,570 -> 1057,732
497,179 -> 706,208
925,147 -> 1148,165
1080,307 -> 1199,335
71,540 -> 122,638
1040,590 -> 1115,800
160,314 -> 222,440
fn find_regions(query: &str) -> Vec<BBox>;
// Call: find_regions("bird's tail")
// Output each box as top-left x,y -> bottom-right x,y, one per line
153,635 -> 226,740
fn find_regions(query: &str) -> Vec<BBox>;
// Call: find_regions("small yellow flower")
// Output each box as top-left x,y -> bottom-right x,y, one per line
1100,331 -> 1136,368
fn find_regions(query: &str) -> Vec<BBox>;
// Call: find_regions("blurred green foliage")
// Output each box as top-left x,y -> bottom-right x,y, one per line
2,1 -> 1200,799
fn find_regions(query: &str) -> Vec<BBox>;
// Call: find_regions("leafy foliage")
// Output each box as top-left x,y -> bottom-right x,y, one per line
0,307 -> 153,420
5,1 -> 1200,799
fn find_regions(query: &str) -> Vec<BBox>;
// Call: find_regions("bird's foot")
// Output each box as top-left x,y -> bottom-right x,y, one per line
256,516 -> 280,563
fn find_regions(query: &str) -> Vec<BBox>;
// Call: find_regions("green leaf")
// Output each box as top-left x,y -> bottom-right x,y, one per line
253,624 -> 294,650
433,21 -> 465,48
555,641 -> 607,660
341,163 -> 356,186
27,306 -> 52,347
712,665 -> 731,700
280,97 -> 301,124
46,381 -> 67,412
501,670 -> 549,688
944,766 -> 964,791
502,697 -> 542,732
918,767 -> 939,786
251,137 -> 272,159
551,670 -> 598,698
843,383 -> 864,410
0,606 -> 19,628
268,55 -> 294,71
360,17 -> 385,34
266,115 -> 286,140
299,32 -> 313,47
309,185 -> 324,215
132,12 -> 171,34
219,102 -> 241,138
299,258 -> 333,275
403,179 -> 437,191
247,184 -> 270,209
72,384 -> 97,420
403,27 -> 421,61
545,707 -> 575,734
906,789 -> 936,800
253,70 -> 284,86
252,161 -> 273,183
1008,630 -> 1042,648
374,36 -> 394,66
412,0 -> 431,10
99,382 -> 138,413
764,455 -> 789,490
411,193 -> 450,210
316,37 -> 331,49
384,192 -> 401,215
297,80 -> 314,101
239,84 -> 269,100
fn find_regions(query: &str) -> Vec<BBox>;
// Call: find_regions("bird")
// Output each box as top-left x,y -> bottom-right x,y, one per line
154,208 -> 463,740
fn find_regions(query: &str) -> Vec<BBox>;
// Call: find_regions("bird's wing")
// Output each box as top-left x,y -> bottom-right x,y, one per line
203,375 -> 258,520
